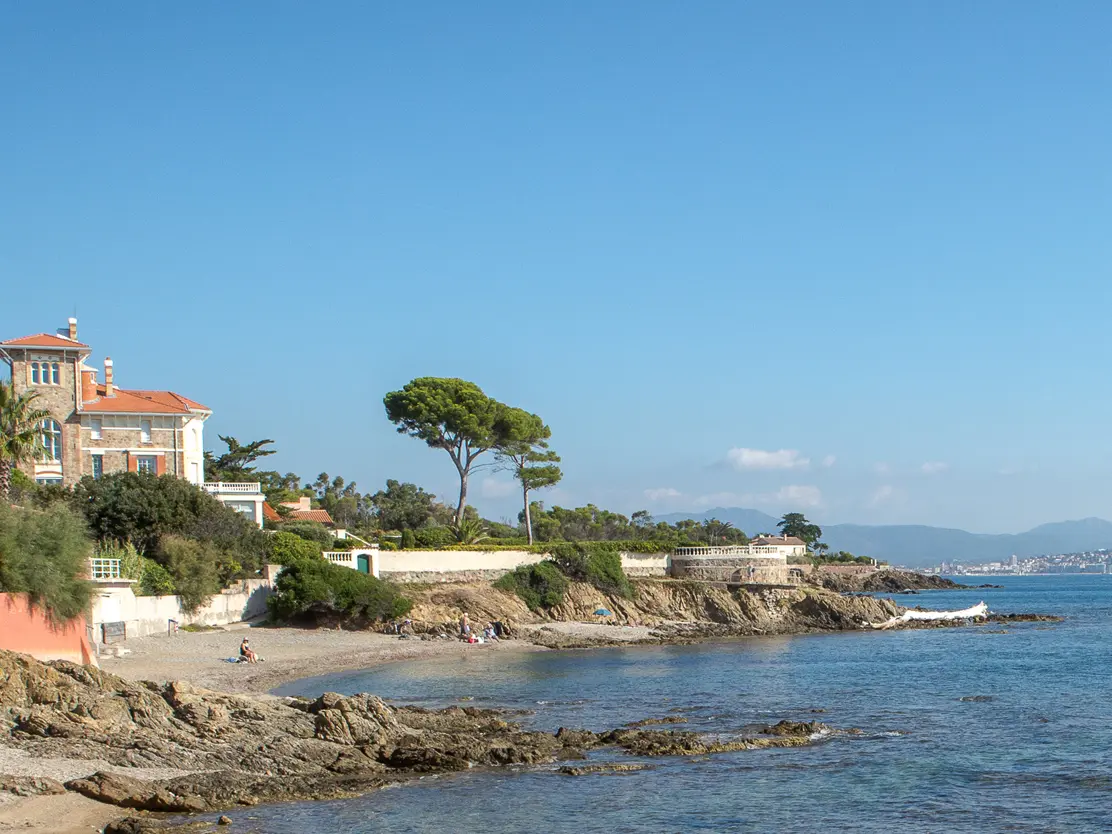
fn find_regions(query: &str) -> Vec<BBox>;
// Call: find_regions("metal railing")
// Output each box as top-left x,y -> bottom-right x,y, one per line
202,482 -> 262,494
89,558 -> 122,580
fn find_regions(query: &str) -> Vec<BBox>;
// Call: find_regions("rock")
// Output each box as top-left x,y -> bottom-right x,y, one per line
958,695 -> 995,702
0,774 -> 66,797
624,716 -> 688,727
760,720 -> 825,736
64,771 -> 207,813
218,815 -> 233,825
558,763 -> 653,776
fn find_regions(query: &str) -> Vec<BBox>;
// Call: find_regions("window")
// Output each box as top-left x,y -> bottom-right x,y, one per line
140,419 -> 152,443
50,363 -> 59,385
31,362 -> 40,384
135,455 -> 157,474
90,418 -> 102,440
39,419 -> 62,462
91,455 -> 103,480
36,477 -> 63,486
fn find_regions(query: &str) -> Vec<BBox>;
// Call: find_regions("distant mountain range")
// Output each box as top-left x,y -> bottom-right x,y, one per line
654,508 -> 1112,569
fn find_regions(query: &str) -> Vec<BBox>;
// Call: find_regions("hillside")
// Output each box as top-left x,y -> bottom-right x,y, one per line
655,509 -> 1112,568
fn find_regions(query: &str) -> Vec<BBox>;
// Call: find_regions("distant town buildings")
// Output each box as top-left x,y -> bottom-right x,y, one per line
936,549 -> 1111,575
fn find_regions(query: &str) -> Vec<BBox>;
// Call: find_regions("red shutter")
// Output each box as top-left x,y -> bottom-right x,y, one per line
127,453 -> 138,473
156,456 -> 166,476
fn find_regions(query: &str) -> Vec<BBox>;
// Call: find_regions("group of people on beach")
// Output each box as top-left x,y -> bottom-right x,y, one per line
459,612 -> 503,644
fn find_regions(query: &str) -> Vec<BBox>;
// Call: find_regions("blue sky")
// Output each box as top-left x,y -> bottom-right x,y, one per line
3,2 -> 1110,533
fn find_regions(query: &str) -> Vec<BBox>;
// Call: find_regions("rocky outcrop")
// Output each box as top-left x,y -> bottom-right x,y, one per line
811,570 -> 970,594
0,649 -> 850,823
403,579 -> 903,642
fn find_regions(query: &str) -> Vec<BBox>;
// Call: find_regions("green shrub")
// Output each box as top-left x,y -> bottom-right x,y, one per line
71,473 -> 267,577
400,529 -> 416,549
330,538 -> 355,551
378,540 -> 399,551
413,526 -> 455,548
267,531 -> 322,565
137,558 -> 176,596
494,561 -> 570,611
268,559 -> 411,625
161,535 -> 222,615
549,542 -> 632,598
0,502 -> 93,624
274,520 -> 334,547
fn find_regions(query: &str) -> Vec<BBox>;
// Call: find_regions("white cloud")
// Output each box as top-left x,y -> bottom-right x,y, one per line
771,485 -> 823,507
480,478 -> 516,498
821,455 -> 837,468
694,486 -> 822,509
869,485 -> 896,506
644,487 -> 682,502
873,462 -> 889,475
726,448 -> 810,470
921,462 -> 949,475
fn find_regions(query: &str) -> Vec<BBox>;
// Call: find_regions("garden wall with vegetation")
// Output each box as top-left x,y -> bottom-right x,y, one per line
376,549 -> 669,583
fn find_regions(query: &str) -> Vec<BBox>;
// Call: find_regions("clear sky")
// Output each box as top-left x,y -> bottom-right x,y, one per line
3,2 -> 1110,533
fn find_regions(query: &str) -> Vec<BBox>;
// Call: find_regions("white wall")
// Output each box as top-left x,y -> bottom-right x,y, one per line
183,415 -> 206,484
90,577 -> 275,642
375,550 -> 670,583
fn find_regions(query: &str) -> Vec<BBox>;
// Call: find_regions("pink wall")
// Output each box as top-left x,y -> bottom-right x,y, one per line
0,593 -> 97,667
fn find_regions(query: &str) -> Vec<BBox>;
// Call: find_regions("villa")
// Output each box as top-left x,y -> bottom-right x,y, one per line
1,318 -> 209,487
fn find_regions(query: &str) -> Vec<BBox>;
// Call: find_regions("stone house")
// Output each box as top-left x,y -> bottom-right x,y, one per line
0,317 -> 210,487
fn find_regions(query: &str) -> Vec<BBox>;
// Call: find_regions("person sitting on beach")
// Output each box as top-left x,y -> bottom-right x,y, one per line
239,638 -> 258,664
483,623 -> 499,641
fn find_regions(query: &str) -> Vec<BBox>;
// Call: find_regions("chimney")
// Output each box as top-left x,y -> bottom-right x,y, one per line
81,368 -> 97,403
68,317 -> 77,341
104,357 -> 115,397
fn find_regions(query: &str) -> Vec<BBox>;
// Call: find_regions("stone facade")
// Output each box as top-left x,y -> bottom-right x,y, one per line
0,319 -> 210,487
669,555 -> 791,585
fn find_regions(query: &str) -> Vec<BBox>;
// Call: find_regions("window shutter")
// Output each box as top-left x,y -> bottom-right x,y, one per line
128,453 -> 138,473
156,456 -> 166,476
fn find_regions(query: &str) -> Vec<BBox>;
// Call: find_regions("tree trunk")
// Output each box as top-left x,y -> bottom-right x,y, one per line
523,485 -> 533,545
455,469 -> 468,525
0,459 -> 10,502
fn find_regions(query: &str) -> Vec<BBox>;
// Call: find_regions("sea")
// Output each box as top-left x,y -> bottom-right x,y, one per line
243,576 -> 1112,833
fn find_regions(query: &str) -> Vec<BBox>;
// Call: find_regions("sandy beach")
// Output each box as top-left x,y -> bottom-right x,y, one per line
96,621 -> 544,695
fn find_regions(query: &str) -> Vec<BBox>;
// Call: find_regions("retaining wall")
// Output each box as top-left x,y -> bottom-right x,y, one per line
377,550 -> 671,583
89,577 -> 276,643
669,555 -> 790,585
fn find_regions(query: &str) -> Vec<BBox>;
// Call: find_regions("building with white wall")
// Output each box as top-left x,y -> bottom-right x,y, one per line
1,318 -> 212,487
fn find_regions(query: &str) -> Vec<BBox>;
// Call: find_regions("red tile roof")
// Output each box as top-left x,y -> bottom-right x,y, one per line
287,509 -> 335,525
262,502 -> 282,522
1,333 -> 90,349
82,385 -> 211,414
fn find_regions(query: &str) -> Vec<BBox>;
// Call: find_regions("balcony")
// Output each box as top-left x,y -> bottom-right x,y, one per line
202,482 -> 261,494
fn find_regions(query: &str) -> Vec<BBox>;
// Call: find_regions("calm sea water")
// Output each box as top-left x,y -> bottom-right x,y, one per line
249,577 -> 1112,833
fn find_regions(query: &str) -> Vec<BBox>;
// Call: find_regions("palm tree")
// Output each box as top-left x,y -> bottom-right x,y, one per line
0,382 -> 50,502
451,517 -> 490,545
703,518 -> 734,545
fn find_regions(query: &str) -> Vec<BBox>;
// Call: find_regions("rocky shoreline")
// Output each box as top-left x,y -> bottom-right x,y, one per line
0,578 -> 1063,832
0,651 -> 855,833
